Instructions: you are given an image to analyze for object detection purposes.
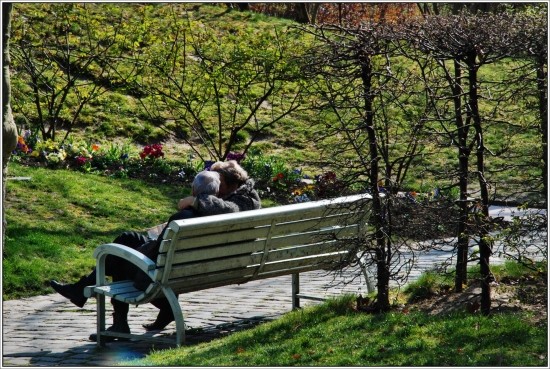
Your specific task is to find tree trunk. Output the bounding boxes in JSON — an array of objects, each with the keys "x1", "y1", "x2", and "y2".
[
  {"x1": 237, "y1": 3, "x2": 249, "y2": 12},
  {"x1": 452, "y1": 60, "x2": 470, "y2": 292},
  {"x1": 2, "y1": 3, "x2": 17, "y2": 245},
  {"x1": 360, "y1": 53, "x2": 389, "y2": 312},
  {"x1": 294, "y1": 3, "x2": 310, "y2": 24},
  {"x1": 536, "y1": 56, "x2": 548, "y2": 205},
  {"x1": 468, "y1": 53, "x2": 492, "y2": 315}
]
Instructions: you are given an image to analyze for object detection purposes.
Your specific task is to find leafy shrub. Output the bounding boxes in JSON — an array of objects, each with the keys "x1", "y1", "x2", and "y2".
[{"x1": 241, "y1": 148, "x2": 305, "y2": 203}]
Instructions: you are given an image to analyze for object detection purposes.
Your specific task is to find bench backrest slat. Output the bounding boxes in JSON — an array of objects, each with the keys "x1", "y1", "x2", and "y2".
[
  {"x1": 157, "y1": 239, "x2": 352, "y2": 279},
  {"x1": 154, "y1": 194, "x2": 371, "y2": 291},
  {"x1": 159, "y1": 209, "x2": 364, "y2": 253},
  {"x1": 156, "y1": 223, "x2": 360, "y2": 266},
  {"x1": 163, "y1": 252, "x2": 347, "y2": 294}
]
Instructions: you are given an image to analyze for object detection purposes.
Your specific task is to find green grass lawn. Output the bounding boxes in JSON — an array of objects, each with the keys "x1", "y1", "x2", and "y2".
[
  {"x1": 3, "y1": 162, "x2": 187, "y2": 299},
  {"x1": 124, "y1": 296, "x2": 547, "y2": 366}
]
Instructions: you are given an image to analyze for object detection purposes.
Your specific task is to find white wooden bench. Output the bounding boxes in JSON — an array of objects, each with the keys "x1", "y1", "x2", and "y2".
[{"x1": 84, "y1": 193, "x2": 372, "y2": 346}]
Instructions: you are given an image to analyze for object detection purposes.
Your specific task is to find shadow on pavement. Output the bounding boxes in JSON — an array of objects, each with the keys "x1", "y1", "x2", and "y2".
[{"x1": 18, "y1": 317, "x2": 276, "y2": 366}]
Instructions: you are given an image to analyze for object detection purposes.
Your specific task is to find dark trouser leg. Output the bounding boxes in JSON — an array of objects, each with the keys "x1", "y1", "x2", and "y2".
[
  {"x1": 105, "y1": 231, "x2": 150, "y2": 276},
  {"x1": 88, "y1": 298, "x2": 131, "y2": 342},
  {"x1": 50, "y1": 269, "x2": 96, "y2": 308},
  {"x1": 51, "y1": 231, "x2": 149, "y2": 308},
  {"x1": 142, "y1": 297, "x2": 176, "y2": 331},
  {"x1": 111, "y1": 298, "x2": 130, "y2": 325},
  {"x1": 88, "y1": 264, "x2": 132, "y2": 342},
  {"x1": 113, "y1": 231, "x2": 150, "y2": 248}
]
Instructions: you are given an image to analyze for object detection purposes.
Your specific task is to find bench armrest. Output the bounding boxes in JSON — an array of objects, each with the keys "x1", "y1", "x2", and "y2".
[{"x1": 92, "y1": 243, "x2": 157, "y2": 287}]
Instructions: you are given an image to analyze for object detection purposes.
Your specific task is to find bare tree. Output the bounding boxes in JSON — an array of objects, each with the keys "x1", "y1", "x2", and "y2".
[
  {"x1": 403, "y1": 11, "x2": 545, "y2": 314},
  {"x1": 136, "y1": 8, "x2": 307, "y2": 161},
  {"x1": 516, "y1": 10, "x2": 548, "y2": 205},
  {"x1": 294, "y1": 3, "x2": 322, "y2": 24},
  {"x1": 491, "y1": 10, "x2": 548, "y2": 270},
  {"x1": 10, "y1": 3, "x2": 143, "y2": 143},
  {"x1": 302, "y1": 22, "x2": 440, "y2": 312}
]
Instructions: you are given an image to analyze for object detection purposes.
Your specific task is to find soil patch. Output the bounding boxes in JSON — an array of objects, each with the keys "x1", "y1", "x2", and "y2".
[{"x1": 407, "y1": 276, "x2": 548, "y2": 325}]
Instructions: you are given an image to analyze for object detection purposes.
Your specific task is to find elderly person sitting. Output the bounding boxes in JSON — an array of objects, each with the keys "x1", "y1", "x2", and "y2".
[
  {"x1": 50, "y1": 161, "x2": 261, "y2": 340},
  {"x1": 178, "y1": 160, "x2": 261, "y2": 214},
  {"x1": 51, "y1": 170, "x2": 221, "y2": 341}
]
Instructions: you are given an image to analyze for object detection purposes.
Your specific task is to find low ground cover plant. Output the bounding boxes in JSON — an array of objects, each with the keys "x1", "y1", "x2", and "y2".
[{"x1": 11, "y1": 131, "x2": 449, "y2": 207}]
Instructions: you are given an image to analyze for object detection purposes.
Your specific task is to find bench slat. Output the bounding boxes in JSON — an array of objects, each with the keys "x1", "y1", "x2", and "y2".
[
  {"x1": 157, "y1": 239, "x2": 260, "y2": 266},
  {"x1": 163, "y1": 194, "x2": 370, "y2": 242},
  {"x1": 162, "y1": 210, "x2": 364, "y2": 252},
  {"x1": 163, "y1": 252, "x2": 346, "y2": 294},
  {"x1": 90, "y1": 281, "x2": 144, "y2": 301},
  {"x1": 162, "y1": 246, "x2": 349, "y2": 281},
  {"x1": 159, "y1": 224, "x2": 360, "y2": 266}
]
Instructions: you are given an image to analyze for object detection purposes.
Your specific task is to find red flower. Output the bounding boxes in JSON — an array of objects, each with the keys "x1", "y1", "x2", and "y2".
[
  {"x1": 75, "y1": 156, "x2": 89, "y2": 166},
  {"x1": 273, "y1": 172, "x2": 284, "y2": 182},
  {"x1": 140, "y1": 144, "x2": 164, "y2": 159}
]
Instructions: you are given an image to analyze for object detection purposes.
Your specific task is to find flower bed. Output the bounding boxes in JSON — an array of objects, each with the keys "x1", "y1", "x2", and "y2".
[{"x1": 10, "y1": 132, "x2": 347, "y2": 204}]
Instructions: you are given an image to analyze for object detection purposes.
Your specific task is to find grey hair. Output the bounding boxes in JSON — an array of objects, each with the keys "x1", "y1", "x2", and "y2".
[{"x1": 192, "y1": 171, "x2": 221, "y2": 196}]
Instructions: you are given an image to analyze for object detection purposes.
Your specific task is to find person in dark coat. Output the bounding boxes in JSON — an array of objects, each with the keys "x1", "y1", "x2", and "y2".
[
  {"x1": 137, "y1": 160, "x2": 262, "y2": 332},
  {"x1": 50, "y1": 161, "x2": 261, "y2": 341},
  {"x1": 178, "y1": 160, "x2": 260, "y2": 214}
]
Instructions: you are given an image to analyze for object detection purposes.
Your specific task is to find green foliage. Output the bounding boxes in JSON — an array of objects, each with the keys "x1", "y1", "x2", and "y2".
[
  {"x1": 136, "y1": 8, "x2": 309, "y2": 161},
  {"x1": 485, "y1": 260, "x2": 547, "y2": 281},
  {"x1": 241, "y1": 148, "x2": 307, "y2": 203},
  {"x1": 8, "y1": 3, "x2": 546, "y2": 205},
  {"x1": 403, "y1": 272, "x2": 454, "y2": 302}
]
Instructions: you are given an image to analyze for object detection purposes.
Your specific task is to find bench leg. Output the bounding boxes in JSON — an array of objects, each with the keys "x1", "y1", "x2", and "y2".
[
  {"x1": 96, "y1": 293, "x2": 106, "y2": 347},
  {"x1": 359, "y1": 257, "x2": 375, "y2": 294},
  {"x1": 161, "y1": 286, "x2": 185, "y2": 346},
  {"x1": 292, "y1": 273, "x2": 300, "y2": 310},
  {"x1": 96, "y1": 253, "x2": 108, "y2": 346}
]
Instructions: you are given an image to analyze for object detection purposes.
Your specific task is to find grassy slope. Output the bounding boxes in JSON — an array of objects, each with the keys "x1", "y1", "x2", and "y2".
[
  {"x1": 11, "y1": 3, "x2": 543, "y2": 204},
  {"x1": 3, "y1": 163, "x2": 186, "y2": 299},
  {"x1": 125, "y1": 295, "x2": 547, "y2": 366}
]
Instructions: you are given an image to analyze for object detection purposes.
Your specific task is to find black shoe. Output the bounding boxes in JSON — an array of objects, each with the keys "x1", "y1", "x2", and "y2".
[
  {"x1": 50, "y1": 280, "x2": 87, "y2": 308},
  {"x1": 142, "y1": 312, "x2": 174, "y2": 331},
  {"x1": 89, "y1": 321, "x2": 131, "y2": 342}
]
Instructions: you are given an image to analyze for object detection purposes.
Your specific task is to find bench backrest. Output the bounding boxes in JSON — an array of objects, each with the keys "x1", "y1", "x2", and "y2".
[{"x1": 149, "y1": 193, "x2": 372, "y2": 294}]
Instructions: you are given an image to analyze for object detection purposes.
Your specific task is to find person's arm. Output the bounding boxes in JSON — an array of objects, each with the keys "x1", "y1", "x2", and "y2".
[
  {"x1": 177, "y1": 196, "x2": 195, "y2": 210},
  {"x1": 193, "y1": 193, "x2": 240, "y2": 215}
]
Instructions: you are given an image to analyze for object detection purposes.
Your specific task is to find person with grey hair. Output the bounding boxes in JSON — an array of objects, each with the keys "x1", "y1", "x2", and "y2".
[
  {"x1": 50, "y1": 170, "x2": 223, "y2": 341},
  {"x1": 178, "y1": 160, "x2": 261, "y2": 215},
  {"x1": 191, "y1": 170, "x2": 220, "y2": 197}
]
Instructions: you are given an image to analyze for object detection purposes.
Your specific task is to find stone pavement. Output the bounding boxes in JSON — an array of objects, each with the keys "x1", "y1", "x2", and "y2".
[{"x1": 2, "y1": 269, "x2": 370, "y2": 367}]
